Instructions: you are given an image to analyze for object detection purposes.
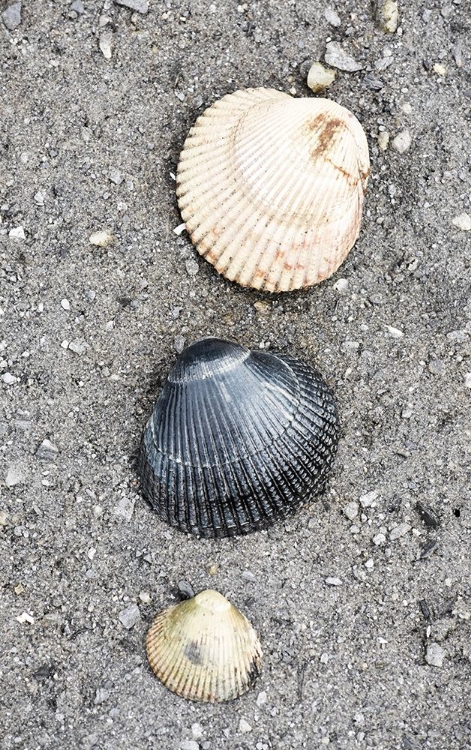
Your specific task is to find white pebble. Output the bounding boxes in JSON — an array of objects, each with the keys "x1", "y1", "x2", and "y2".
[
  {"x1": 118, "y1": 604, "x2": 140, "y2": 629},
  {"x1": 173, "y1": 222, "x2": 187, "y2": 236},
  {"x1": 2, "y1": 373, "x2": 17, "y2": 385},
  {"x1": 34, "y1": 191, "x2": 45, "y2": 206},
  {"x1": 324, "y1": 7, "x2": 341, "y2": 26},
  {"x1": 191, "y1": 723, "x2": 203, "y2": 741},
  {"x1": 89, "y1": 230, "x2": 114, "y2": 247},
  {"x1": 344, "y1": 501, "x2": 359, "y2": 520},
  {"x1": 61, "y1": 299, "x2": 70, "y2": 311},
  {"x1": 256, "y1": 690, "x2": 267, "y2": 707},
  {"x1": 433, "y1": 63, "x2": 447, "y2": 76},
  {"x1": 373, "y1": 533, "x2": 386, "y2": 546},
  {"x1": 465, "y1": 373, "x2": 471, "y2": 389},
  {"x1": 324, "y1": 41, "x2": 362, "y2": 72},
  {"x1": 139, "y1": 591, "x2": 151, "y2": 604},
  {"x1": 452, "y1": 213, "x2": 471, "y2": 231},
  {"x1": 376, "y1": 0, "x2": 398, "y2": 33},
  {"x1": 61, "y1": 340, "x2": 69, "y2": 349},
  {"x1": 425, "y1": 642, "x2": 445, "y2": 667},
  {"x1": 365, "y1": 558, "x2": 374, "y2": 569},
  {"x1": 9, "y1": 226, "x2": 25, "y2": 240},
  {"x1": 16, "y1": 612, "x2": 35, "y2": 624},
  {"x1": 391, "y1": 130, "x2": 412, "y2": 154},
  {"x1": 359, "y1": 491, "x2": 378, "y2": 508},
  {"x1": 333, "y1": 278, "x2": 349, "y2": 294},
  {"x1": 88, "y1": 548, "x2": 96, "y2": 560},
  {"x1": 386, "y1": 325, "x2": 404, "y2": 338},
  {"x1": 389, "y1": 523, "x2": 411, "y2": 541},
  {"x1": 378, "y1": 131, "x2": 390, "y2": 151},
  {"x1": 179, "y1": 742, "x2": 199, "y2": 750},
  {"x1": 239, "y1": 719, "x2": 252, "y2": 734},
  {"x1": 6, "y1": 467, "x2": 24, "y2": 488},
  {"x1": 99, "y1": 32, "x2": 113, "y2": 60},
  {"x1": 325, "y1": 577, "x2": 342, "y2": 586},
  {"x1": 307, "y1": 62, "x2": 336, "y2": 93}
]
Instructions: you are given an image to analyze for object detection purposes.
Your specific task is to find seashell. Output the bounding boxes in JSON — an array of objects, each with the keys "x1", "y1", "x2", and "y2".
[
  {"x1": 176, "y1": 88, "x2": 370, "y2": 293},
  {"x1": 137, "y1": 338, "x2": 339, "y2": 538},
  {"x1": 146, "y1": 589, "x2": 262, "y2": 702}
]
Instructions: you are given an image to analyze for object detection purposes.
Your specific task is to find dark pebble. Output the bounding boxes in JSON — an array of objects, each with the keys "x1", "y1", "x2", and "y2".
[
  {"x1": 177, "y1": 580, "x2": 195, "y2": 599},
  {"x1": 415, "y1": 502, "x2": 440, "y2": 529}
]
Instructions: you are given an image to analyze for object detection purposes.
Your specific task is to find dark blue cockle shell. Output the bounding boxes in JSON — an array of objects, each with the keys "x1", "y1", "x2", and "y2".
[{"x1": 137, "y1": 338, "x2": 339, "y2": 538}]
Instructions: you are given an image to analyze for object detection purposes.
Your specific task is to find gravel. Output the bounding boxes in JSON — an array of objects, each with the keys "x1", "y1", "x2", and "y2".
[
  {"x1": 392, "y1": 130, "x2": 412, "y2": 154},
  {"x1": 1, "y1": 2, "x2": 470, "y2": 749},
  {"x1": 1, "y1": 1, "x2": 21, "y2": 30},
  {"x1": 118, "y1": 604, "x2": 141, "y2": 630},
  {"x1": 425, "y1": 643, "x2": 446, "y2": 668},
  {"x1": 324, "y1": 41, "x2": 363, "y2": 72}
]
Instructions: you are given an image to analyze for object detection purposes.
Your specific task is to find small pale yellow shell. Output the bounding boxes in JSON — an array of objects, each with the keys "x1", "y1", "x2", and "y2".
[
  {"x1": 177, "y1": 87, "x2": 370, "y2": 293},
  {"x1": 146, "y1": 589, "x2": 262, "y2": 702}
]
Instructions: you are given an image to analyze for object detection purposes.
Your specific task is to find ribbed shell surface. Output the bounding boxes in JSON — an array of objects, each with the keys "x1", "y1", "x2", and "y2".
[
  {"x1": 138, "y1": 339, "x2": 339, "y2": 538},
  {"x1": 176, "y1": 88, "x2": 370, "y2": 292},
  {"x1": 146, "y1": 589, "x2": 262, "y2": 702}
]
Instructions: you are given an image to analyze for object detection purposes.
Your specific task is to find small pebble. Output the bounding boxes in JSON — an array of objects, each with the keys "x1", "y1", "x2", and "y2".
[
  {"x1": 70, "y1": 0, "x2": 85, "y2": 13},
  {"x1": 174, "y1": 335, "x2": 185, "y2": 354},
  {"x1": 185, "y1": 259, "x2": 199, "y2": 276},
  {"x1": 344, "y1": 501, "x2": 359, "y2": 520},
  {"x1": 425, "y1": 642, "x2": 445, "y2": 667},
  {"x1": 114, "y1": 0, "x2": 148, "y2": 12},
  {"x1": 386, "y1": 325, "x2": 404, "y2": 338},
  {"x1": 2, "y1": 1, "x2": 22, "y2": 30},
  {"x1": 242, "y1": 570, "x2": 256, "y2": 582},
  {"x1": 68, "y1": 339, "x2": 87, "y2": 355},
  {"x1": 373, "y1": 533, "x2": 386, "y2": 546},
  {"x1": 0, "y1": 512, "x2": 8, "y2": 526},
  {"x1": 16, "y1": 612, "x2": 34, "y2": 624},
  {"x1": 34, "y1": 191, "x2": 45, "y2": 206},
  {"x1": 239, "y1": 719, "x2": 252, "y2": 734},
  {"x1": 2, "y1": 373, "x2": 18, "y2": 385},
  {"x1": 9, "y1": 226, "x2": 25, "y2": 239},
  {"x1": 254, "y1": 300, "x2": 269, "y2": 313},
  {"x1": 36, "y1": 439, "x2": 59, "y2": 461},
  {"x1": 389, "y1": 523, "x2": 411, "y2": 541},
  {"x1": 325, "y1": 577, "x2": 342, "y2": 586},
  {"x1": 465, "y1": 373, "x2": 471, "y2": 389},
  {"x1": 333, "y1": 278, "x2": 348, "y2": 294},
  {"x1": 179, "y1": 742, "x2": 199, "y2": 750},
  {"x1": 452, "y1": 214, "x2": 471, "y2": 231},
  {"x1": 178, "y1": 580, "x2": 195, "y2": 599},
  {"x1": 118, "y1": 604, "x2": 140, "y2": 629},
  {"x1": 5, "y1": 467, "x2": 24, "y2": 488},
  {"x1": 173, "y1": 222, "x2": 187, "y2": 236},
  {"x1": 113, "y1": 495, "x2": 136, "y2": 521},
  {"x1": 99, "y1": 32, "x2": 113, "y2": 60},
  {"x1": 391, "y1": 130, "x2": 412, "y2": 154},
  {"x1": 378, "y1": 131, "x2": 390, "y2": 151},
  {"x1": 307, "y1": 62, "x2": 336, "y2": 93},
  {"x1": 365, "y1": 558, "x2": 374, "y2": 569},
  {"x1": 191, "y1": 723, "x2": 204, "y2": 741},
  {"x1": 109, "y1": 169, "x2": 122, "y2": 185},
  {"x1": 324, "y1": 41, "x2": 362, "y2": 72},
  {"x1": 139, "y1": 591, "x2": 151, "y2": 604},
  {"x1": 359, "y1": 491, "x2": 378, "y2": 508},
  {"x1": 206, "y1": 562, "x2": 219, "y2": 576},
  {"x1": 14, "y1": 583, "x2": 24, "y2": 595},
  {"x1": 89, "y1": 230, "x2": 114, "y2": 247},
  {"x1": 257, "y1": 690, "x2": 267, "y2": 707},
  {"x1": 376, "y1": 0, "x2": 398, "y2": 33},
  {"x1": 433, "y1": 63, "x2": 447, "y2": 76},
  {"x1": 61, "y1": 299, "x2": 70, "y2": 311},
  {"x1": 94, "y1": 688, "x2": 109, "y2": 705},
  {"x1": 324, "y1": 7, "x2": 341, "y2": 26}
]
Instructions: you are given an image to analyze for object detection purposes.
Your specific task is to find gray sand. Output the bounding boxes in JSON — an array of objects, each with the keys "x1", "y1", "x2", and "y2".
[{"x1": 1, "y1": 1, "x2": 470, "y2": 748}]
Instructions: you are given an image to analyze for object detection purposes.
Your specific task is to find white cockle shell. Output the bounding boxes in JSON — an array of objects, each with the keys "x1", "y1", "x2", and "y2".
[{"x1": 176, "y1": 88, "x2": 370, "y2": 293}]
